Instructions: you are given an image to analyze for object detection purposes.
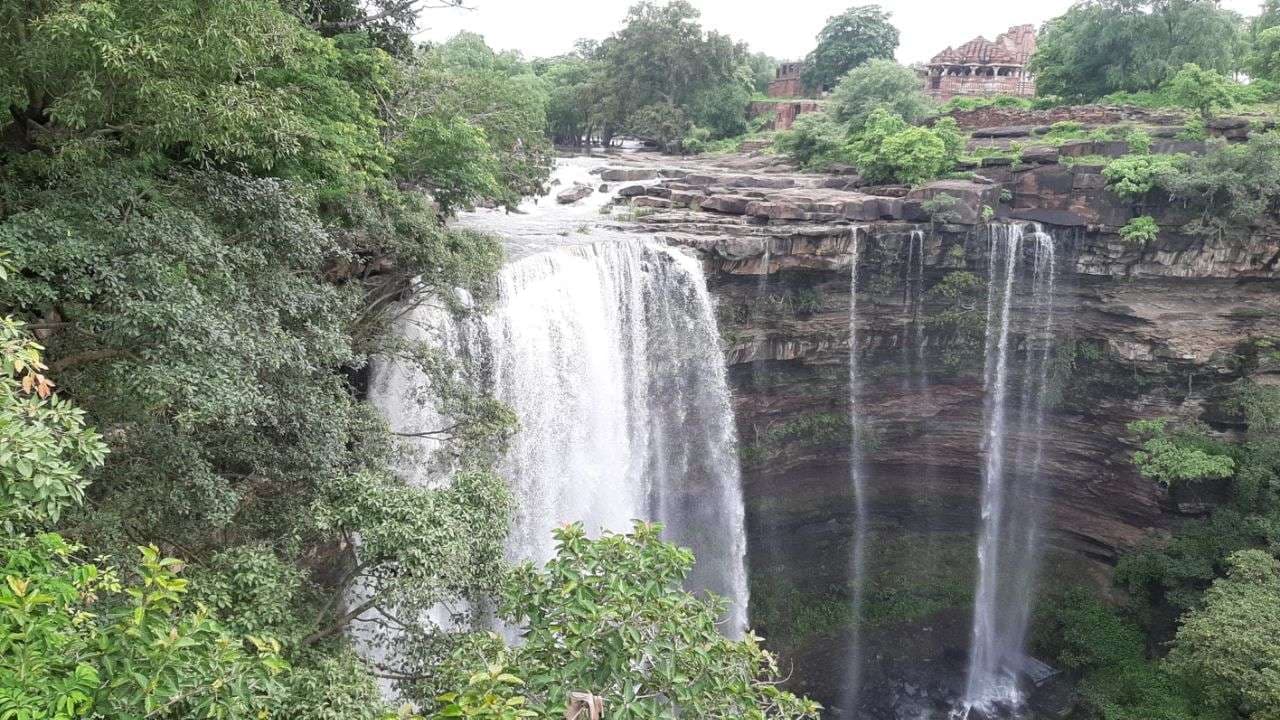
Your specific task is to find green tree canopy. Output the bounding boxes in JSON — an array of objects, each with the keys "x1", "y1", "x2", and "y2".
[
  {"x1": 1169, "y1": 550, "x2": 1280, "y2": 720},
  {"x1": 456, "y1": 523, "x2": 822, "y2": 720},
  {"x1": 801, "y1": 5, "x2": 900, "y2": 93},
  {"x1": 1030, "y1": 0, "x2": 1243, "y2": 102},
  {"x1": 828, "y1": 58, "x2": 935, "y2": 132}
]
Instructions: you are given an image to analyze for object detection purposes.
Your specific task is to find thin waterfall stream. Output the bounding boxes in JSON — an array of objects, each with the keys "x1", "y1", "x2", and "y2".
[
  {"x1": 963, "y1": 223, "x2": 1059, "y2": 713},
  {"x1": 842, "y1": 226, "x2": 870, "y2": 716}
]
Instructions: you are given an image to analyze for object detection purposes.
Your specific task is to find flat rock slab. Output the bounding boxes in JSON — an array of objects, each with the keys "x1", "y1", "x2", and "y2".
[{"x1": 601, "y1": 168, "x2": 658, "y2": 181}]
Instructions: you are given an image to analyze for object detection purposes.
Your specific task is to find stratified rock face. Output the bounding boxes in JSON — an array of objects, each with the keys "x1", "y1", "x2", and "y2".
[{"x1": 592, "y1": 144, "x2": 1278, "y2": 717}]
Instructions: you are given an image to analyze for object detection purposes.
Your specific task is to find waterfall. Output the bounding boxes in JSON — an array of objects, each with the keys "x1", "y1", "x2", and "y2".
[
  {"x1": 963, "y1": 223, "x2": 1058, "y2": 711},
  {"x1": 479, "y1": 239, "x2": 748, "y2": 632},
  {"x1": 842, "y1": 227, "x2": 870, "y2": 715}
]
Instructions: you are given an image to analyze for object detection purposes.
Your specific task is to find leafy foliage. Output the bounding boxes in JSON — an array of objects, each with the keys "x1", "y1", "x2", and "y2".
[
  {"x1": 1119, "y1": 216, "x2": 1162, "y2": 246},
  {"x1": 827, "y1": 59, "x2": 936, "y2": 133},
  {"x1": 1029, "y1": 0, "x2": 1243, "y2": 102},
  {"x1": 1162, "y1": 63, "x2": 1235, "y2": 120},
  {"x1": 1032, "y1": 588, "x2": 1204, "y2": 720},
  {"x1": 1128, "y1": 419, "x2": 1236, "y2": 486},
  {"x1": 1157, "y1": 132, "x2": 1280, "y2": 235},
  {"x1": 475, "y1": 523, "x2": 822, "y2": 720},
  {"x1": 801, "y1": 5, "x2": 900, "y2": 93},
  {"x1": 1168, "y1": 550, "x2": 1280, "y2": 720},
  {"x1": 774, "y1": 113, "x2": 848, "y2": 170},
  {"x1": 1, "y1": 319, "x2": 107, "y2": 528},
  {"x1": 1, "y1": 533, "x2": 287, "y2": 719},
  {"x1": 846, "y1": 109, "x2": 960, "y2": 185},
  {"x1": 1103, "y1": 154, "x2": 1182, "y2": 198}
]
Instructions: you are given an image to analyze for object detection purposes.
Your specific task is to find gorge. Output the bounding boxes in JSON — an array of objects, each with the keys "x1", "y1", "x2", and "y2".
[{"x1": 380, "y1": 124, "x2": 1280, "y2": 719}]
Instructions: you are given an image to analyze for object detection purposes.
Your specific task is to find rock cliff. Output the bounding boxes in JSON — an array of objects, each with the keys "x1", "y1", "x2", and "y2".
[{"x1": 592, "y1": 142, "x2": 1280, "y2": 717}]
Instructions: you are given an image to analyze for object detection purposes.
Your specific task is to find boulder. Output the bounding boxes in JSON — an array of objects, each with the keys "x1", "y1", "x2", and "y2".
[
  {"x1": 698, "y1": 195, "x2": 754, "y2": 214},
  {"x1": 646, "y1": 186, "x2": 673, "y2": 199},
  {"x1": 556, "y1": 183, "x2": 593, "y2": 204},
  {"x1": 617, "y1": 184, "x2": 648, "y2": 197},
  {"x1": 905, "y1": 180, "x2": 1000, "y2": 225},
  {"x1": 842, "y1": 195, "x2": 903, "y2": 222},
  {"x1": 597, "y1": 184, "x2": 608, "y2": 192},
  {"x1": 669, "y1": 190, "x2": 706, "y2": 207},
  {"x1": 1058, "y1": 139, "x2": 1129, "y2": 158},
  {"x1": 600, "y1": 167, "x2": 658, "y2": 181},
  {"x1": 1021, "y1": 146, "x2": 1060, "y2": 164},
  {"x1": 631, "y1": 196, "x2": 671, "y2": 209},
  {"x1": 745, "y1": 201, "x2": 809, "y2": 220}
]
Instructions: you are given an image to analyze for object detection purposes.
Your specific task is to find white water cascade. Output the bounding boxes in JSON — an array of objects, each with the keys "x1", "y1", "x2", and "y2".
[
  {"x1": 374, "y1": 233, "x2": 750, "y2": 636},
  {"x1": 842, "y1": 227, "x2": 870, "y2": 715},
  {"x1": 490, "y1": 240, "x2": 750, "y2": 633},
  {"x1": 963, "y1": 223, "x2": 1059, "y2": 712}
]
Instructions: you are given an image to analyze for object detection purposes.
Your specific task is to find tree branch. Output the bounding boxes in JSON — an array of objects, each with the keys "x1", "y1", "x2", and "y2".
[
  {"x1": 314, "y1": 0, "x2": 472, "y2": 32},
  {"x1": 49, "y1": 348, "x2": 135, "y2": 372}
]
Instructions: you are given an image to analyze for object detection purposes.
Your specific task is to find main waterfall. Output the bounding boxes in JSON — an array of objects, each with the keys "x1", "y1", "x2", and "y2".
[
  {"x1": 490, "y1": 240, "x2": 749, "y2": 632},
  {"x1": 963, "y1": 223, "x2": 1058, "y2": 711},
  {"x1": 371, "y1": 231, "x2": 750, "y2": 636}
]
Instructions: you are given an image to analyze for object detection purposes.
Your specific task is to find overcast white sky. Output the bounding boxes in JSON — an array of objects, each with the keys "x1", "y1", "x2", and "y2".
[{"x1": 416, "y1": 0, "x2": 1263, "y2": 64}]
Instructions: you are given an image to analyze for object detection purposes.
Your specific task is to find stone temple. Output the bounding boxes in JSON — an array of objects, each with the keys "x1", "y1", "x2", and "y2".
[{"x1": 923, "y1": 24, "x2": 1037, "y2": 102}]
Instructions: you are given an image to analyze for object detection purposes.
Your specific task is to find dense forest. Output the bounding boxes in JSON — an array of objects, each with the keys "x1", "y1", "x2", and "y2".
[{"x1": 3, "y1": 1, "x2": 1280, "y2": 720}]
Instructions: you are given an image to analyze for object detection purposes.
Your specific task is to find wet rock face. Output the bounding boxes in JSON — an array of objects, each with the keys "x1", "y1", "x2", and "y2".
[{"x1": 593, "y1": 147, "x2": 1280, "y2": 717}]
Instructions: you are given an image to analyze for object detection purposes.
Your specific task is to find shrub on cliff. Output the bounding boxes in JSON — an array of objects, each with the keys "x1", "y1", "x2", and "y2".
[
  {"x1": 775, "y1": 112, "x2": 848, "y2": 169},
  {"x1": 846, "y1": 109, "x2": 961, "y2": 185},
  {"x1": 1119, "y1": 216, "x2": 1161, "y2": 246},
  {"x1": 1128, "y1": 418, "x2": 1236, "y2": 487},
  {"x1": 1157, "y1": 132, "x2": 1280, "y2": 235},
  {"x1": 1103, "y1": 154, "x2": 1182, "y2": 198}
]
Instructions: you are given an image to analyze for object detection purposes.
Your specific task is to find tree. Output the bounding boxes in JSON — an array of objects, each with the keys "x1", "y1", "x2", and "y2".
[
  {"x1": 1, "y1": 0, "x2": 537, "y2": 708},
  {"x1": 775, "y1": 112, "x2": 849, "y2": 169},
  {"x1": 1030, "y1": 0, "x2": 1243, "y2": 102},
  {"x1": 1157, "y1": 131, "x2": 1280, "y2": 235},
  {"x1": 594, "y1": 1, "x2": 754, "y2": 143},
  {"x1": 457, "y1": 523, "x2": 821, "y2": 720},
  {"x1": 1248, "y1": 25, "x2": 1280, "y2": 81},
  {"x1": 1163, "y1": 63, "x2": 1235, "y2": 120},
  {"x1": 801, "y1": 5, "x2": 899, "y2": 93},
  {"x1": 392, "y1": 34, "x2": 554, "y2": 210},
  {"x1": 846, "y1": 109, "x2": 959, "y2": 185},
  {"x1": 1168, "y1": 550, "x2": 1280, "y2": 720},
  {"x1": 1, "y1": 534, "x2": 289, "y2": 720},
  {"x1": 828, "y1": 59, "x2": 935, "y2": 132},
  {"x1": 747, "y1": 51, "x2": 780, "y2": 94}
]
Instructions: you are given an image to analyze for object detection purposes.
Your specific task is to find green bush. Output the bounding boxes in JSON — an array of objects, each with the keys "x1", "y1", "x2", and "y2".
[
  {"x1": 1128, "y1": 419, "x2": 1236, "y2": 487},
  {"x1": 1103, "y1": 154, "x2": 1181, "y2": 198},
  {"x1": 847, "y1": 108, "x2": 960, "y2": 185},
  {"x1": 478, "y1": 523, "x2": 822, "y2": 720},
  {"x1": 774, "y1": 112, "x2": 848, "y2": 169},
  {"x1": 1119, "y1": 216, "x2": 1161, "y2": 247},
  {"x1": 829, "y1": 59, "x2": 936, "y2": 132},
  {"x1": 1033, "y1": 588, "x2": 1203, "y2": 720}
]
